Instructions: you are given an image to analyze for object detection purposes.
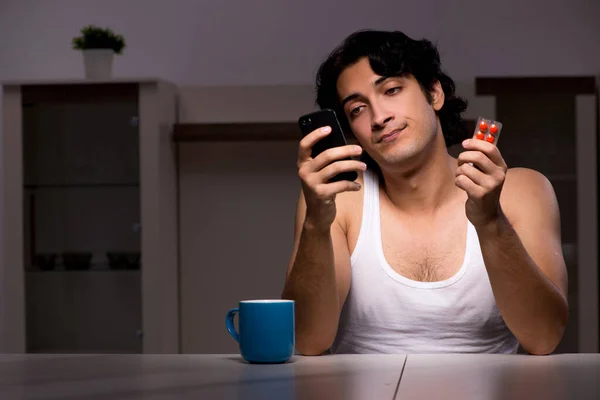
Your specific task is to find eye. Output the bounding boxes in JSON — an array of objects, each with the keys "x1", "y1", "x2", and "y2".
[
  {"x1": 385, "y1": 86, "x2": 402, "y2": 95},
  {"x1": 349, "y1": 105, "x2": 364, "y2": 117}
]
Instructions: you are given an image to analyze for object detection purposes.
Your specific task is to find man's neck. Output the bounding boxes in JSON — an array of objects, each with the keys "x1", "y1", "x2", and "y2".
[{"x1": 379, "y1": 136, "x2": 461, "y2": 217}]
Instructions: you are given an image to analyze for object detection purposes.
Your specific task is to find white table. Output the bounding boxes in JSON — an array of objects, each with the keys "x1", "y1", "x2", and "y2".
[
  {"x1": 1, "y1": 353, "x2": 599, "y2": 399},
  {"x1": 396, "y1": 353, "x2": 600, "y2": 399},
  {"x1": 0, "y1": 353, "x2": 406, "y2": 399}
]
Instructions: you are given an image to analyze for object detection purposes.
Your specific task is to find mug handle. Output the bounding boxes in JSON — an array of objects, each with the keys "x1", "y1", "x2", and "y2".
[{"x1": 226, "y1": 308, "x2": 240, "y2": 342}]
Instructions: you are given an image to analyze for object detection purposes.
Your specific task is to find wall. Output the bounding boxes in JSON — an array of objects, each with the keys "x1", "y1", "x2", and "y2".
[
  {"x1": 0, "y1": 0, "x2": 599, "y2": 86},
  {"x1": 1, "y1": 0, "x2": 597, "y2": 354},
  {"x1": 179, "y1": 141, "x2": 300, "y2": 353}
]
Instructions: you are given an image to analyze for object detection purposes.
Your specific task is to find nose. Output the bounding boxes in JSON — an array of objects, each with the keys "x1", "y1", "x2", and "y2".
[{"x1": 371, "y1": 103, "x2": 393, "y2": 130}]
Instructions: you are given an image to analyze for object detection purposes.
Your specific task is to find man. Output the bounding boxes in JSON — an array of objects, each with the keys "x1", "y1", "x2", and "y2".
[{"x1": 281, "y1": 30, "x2": 568, "y2": 356}]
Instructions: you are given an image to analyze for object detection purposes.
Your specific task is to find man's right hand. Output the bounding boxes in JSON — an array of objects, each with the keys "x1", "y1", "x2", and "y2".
[{"x1": 297, "y1": 125, "x2": 366, "y2": 231}]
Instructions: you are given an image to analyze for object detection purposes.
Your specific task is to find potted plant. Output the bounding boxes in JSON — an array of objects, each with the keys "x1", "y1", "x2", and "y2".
[{"x1": 72, "y1": 25, "x2": 125, "y2": 79}]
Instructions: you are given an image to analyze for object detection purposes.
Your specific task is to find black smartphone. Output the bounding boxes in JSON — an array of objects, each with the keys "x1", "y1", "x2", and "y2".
[{"x1": 297, "y1": 109, "x2": 358, "y2": 182}]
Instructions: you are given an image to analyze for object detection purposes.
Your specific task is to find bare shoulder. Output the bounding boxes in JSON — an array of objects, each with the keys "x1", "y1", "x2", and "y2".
[
  {"x1": 500, "y1": 167, "x2": 559, "y2": 226},
  {"x1": 503, "y1": 167, "x2": 555, "y2": 196}
]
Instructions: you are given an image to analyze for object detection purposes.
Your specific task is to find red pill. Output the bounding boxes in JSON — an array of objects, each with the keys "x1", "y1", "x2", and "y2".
[
  {"x1": 485, "y1": 135, "x2": 495, "y2": 143},
  {"x1": 479, "y1": 121, "x2": 488, "y2": 132},
  {"x1": 475, "y1": 131, "x2": 485, "y2": 140},
  {"x1": 489, "y1": 124, "x2": 498, "y2": 135}
]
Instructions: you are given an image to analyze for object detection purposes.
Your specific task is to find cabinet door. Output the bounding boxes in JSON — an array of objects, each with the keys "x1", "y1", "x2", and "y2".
[{"x1": 23, "y1": 92, "x2": 143, "y2": 354}]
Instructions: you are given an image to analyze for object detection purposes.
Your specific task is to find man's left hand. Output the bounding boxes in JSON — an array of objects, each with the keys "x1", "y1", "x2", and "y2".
[{"x1": 455, "y1": 138, "x2": 508, "y2": 229}]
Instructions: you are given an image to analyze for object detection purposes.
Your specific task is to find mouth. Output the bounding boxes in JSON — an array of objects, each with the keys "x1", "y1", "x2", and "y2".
[{"x1": 378, "y1": 126, "x2": 406, "y2": 143}]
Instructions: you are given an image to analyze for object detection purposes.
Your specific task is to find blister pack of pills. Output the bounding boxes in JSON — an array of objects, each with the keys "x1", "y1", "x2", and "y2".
[{"x1": 473, "y1": 117, "x2": 502, "y2": 145}]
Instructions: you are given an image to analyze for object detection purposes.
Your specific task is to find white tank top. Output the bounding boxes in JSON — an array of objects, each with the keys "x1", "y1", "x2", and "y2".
[{"x1": 330, "y1": 169, "x2": 520, "y2": 354}]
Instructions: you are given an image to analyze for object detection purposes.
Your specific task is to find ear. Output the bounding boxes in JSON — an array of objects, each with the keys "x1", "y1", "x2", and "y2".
[{"x1": 430, "y1": 80, "x2": 445, "y2": 111}]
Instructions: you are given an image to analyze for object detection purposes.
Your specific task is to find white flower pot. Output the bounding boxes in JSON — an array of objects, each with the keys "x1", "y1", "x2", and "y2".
[{"x1": 82, "y1": 49, "x2": 114, "y2": 80}]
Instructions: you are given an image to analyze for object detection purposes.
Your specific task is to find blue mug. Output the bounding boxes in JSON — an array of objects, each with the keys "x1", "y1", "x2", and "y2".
[{"x1": 226, "y1": 299, "x2": 295, "y2": 363}]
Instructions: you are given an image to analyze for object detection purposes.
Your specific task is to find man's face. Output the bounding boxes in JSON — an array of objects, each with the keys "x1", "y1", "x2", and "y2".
[{"x1": 336, "y1": 57, "x2": 445, "y2": 170}]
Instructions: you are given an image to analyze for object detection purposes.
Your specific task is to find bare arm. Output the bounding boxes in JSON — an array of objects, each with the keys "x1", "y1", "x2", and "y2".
[
  {"x1": 456, "y1": 137, "x2": 568, "y2": 355},
  {"x1": 478, "y1": 168, "x2": 568, "y2": 355},
  {"x1": 281, "y1": 124, "x2": 365, "y2": 355},
  {"x1": 281, "y1": 191, "x2": 351, "y2": 355}
]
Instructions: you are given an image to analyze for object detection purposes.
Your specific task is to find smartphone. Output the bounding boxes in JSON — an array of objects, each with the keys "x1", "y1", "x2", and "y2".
[{"x1": 298, "y1": 109, "x2": 358, "y2": 182}]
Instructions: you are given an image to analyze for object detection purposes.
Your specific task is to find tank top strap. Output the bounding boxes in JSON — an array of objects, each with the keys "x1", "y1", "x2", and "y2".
[{"x1": 350, "y1": 169, "x2": 380, "y2": 264}]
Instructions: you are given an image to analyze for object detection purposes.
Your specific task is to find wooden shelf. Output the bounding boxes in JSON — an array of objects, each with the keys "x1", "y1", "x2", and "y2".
[
  {"x1": 24, "y1": 183, "x2": 139, "y2": 189},
  {"x1": 174, "y1": 120, "x2": 478, "y2": 143},
  {"x1": 476, "y1": 76, "x2": 597, "y2": 96},
  {"x1": 20, "y1": 83, "x2": 139, "y2": 104},
  {"x1": 173, "y1": 122, "x2": 301, "y2": 142}
]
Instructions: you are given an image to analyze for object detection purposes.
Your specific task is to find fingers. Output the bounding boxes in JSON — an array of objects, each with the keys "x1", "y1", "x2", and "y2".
[
  {"x1": 457, "y1": 150, "x2": 497, "y2": 174},
  {"x1": 298, "y1": 126, "x2": 332, "y2": 165},
  {"x1": 313, "y1": 179, "x2": 362, "y2": 202},
  {"x1": 299, "y1": 158, "x2": 364, "y2": 207},
  {"x1": 297, "y1": 125, "x2": 366, "y2": 210},
  {"x1": 297, "y1": 126, "x2": 363, "y2": 172},
  {"x1": 319, "y1": 160, "x2": 367, "y2": 182},
  {"x1": 461, "y1": 139, "x2": 507, "y2": 170},
  {"x1": 299, "y1": 158, "x2": 365, "y2": 191},
  {"x1": 458, "y1": 150, "x2": 507, "y2": 185},
  {"x1": 311, "y1": 145, "x2": 363, "y2": 172},
  {"x1": 456, "y1": 161, "x2": 486, "y2": 186},
  {"x1": 455, "y1": 174, "x2": 485, "y2": 199}
]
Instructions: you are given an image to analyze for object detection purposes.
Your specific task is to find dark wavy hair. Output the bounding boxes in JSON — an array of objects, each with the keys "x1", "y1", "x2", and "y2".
[{"x1": 315, "y1": 30, "x2": 469, "y2": 171}]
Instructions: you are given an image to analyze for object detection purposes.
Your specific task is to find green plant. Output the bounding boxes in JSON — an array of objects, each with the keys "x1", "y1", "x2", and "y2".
[{"x1": 72, "y1": 25, "x2": 126, "y2": 54}]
